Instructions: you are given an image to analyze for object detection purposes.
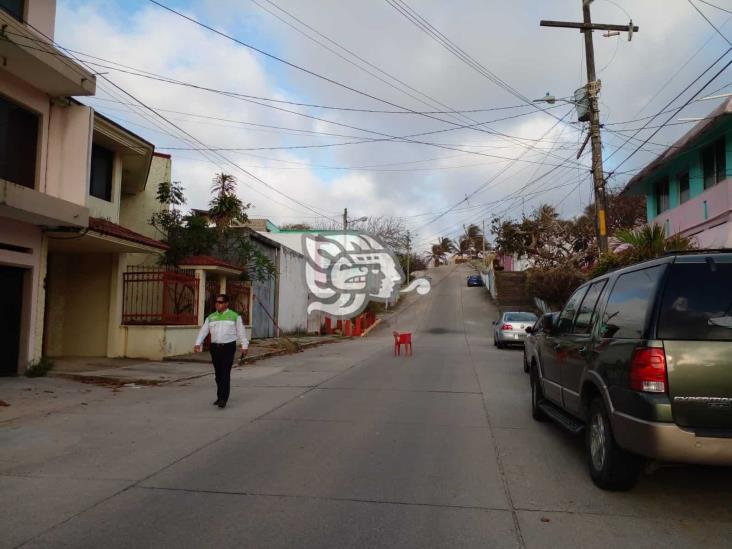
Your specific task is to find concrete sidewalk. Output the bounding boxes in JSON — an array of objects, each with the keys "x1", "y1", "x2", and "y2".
[{"x1": 44, "y1": 335, "x2": 348, "y2": 387}]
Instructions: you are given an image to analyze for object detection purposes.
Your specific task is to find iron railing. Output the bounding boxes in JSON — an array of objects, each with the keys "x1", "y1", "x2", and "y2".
[{"x1": 122, "y1": 267, "x2": 199, "y2": 325}]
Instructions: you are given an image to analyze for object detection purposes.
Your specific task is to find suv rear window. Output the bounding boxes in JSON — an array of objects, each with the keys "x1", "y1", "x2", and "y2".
[
  {"x1": 601, "y1": 265, "x2": 664, "y2": 339},
  {"x1": 657, "y1": 261, "x2": 732, "y2": 341}
]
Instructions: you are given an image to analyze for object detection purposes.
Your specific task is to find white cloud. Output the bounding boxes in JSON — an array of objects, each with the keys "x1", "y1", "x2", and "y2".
[{"x1": 55, "y1": 0, "x2": 727, "y2": 249}]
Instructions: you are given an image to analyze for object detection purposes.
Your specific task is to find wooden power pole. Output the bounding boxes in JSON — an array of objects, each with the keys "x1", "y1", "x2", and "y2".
[
  {"x1": 540, "y1": 2, "x2": 639, "y2": 253},
  {"x1": 406, "y1": 230, "x2": 411, "y2": 285}
]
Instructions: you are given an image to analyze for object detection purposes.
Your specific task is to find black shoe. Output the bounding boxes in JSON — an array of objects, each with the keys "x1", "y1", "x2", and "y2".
[
  {"x1": 217, "y1": 400, "x2": 227, "y2": 409},
  {"x1": 213, "y1": 399, "x2": 221, "y2": 406}
]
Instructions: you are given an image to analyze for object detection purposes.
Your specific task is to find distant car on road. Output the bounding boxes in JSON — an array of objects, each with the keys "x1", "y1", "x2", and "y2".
[
  {"x1": 467, "y1": 274, "x2": 483, "y2": 287},
  {"x1": 523, "y1": 312, "x2": 559, "y2": 373},
  {"x1": 529, "y1": 251, "x2": 732, "y2": 490},
  {"x1": 493, "y1": 311, "x2": 537, "y2": 348}
]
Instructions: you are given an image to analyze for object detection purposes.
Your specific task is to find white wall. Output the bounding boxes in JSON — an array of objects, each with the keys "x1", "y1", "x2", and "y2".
[
  {"x1": 122, "y1": 325, "x2": 200, "y2": 360},
  {"x1": 45, "y1": 103, "x2": 93, "y2": 206},
  {"x1": 26, "y1": 0, "x2": 57, "y2": 40},
  {"x1": 277, "y1": 247, "x2": 308, "y2": 334},
  {"x1": 119, "y1": 154, "x2": 171, "y2": 239}
]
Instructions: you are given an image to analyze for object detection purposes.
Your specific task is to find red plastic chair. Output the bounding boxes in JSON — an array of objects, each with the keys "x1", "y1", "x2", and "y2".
[{"x1": 393, "y1": 331, "x2": 412, "y2": 356}]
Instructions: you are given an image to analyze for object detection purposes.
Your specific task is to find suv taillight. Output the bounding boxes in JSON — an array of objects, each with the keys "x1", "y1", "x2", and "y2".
[
  {"x1": 501, "y1": 324, "x2": 513, "y2": 331},
  {"x1": 629, "y1": 348, "x2": 667, "y2": 393}
]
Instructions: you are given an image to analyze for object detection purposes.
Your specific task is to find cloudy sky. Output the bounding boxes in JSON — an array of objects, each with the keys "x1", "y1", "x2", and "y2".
[{"x1": 56, "y1": 0, "x2": 732, "y2": 251}]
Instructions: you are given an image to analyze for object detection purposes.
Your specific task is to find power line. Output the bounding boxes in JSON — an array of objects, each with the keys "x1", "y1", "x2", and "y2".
[
  {"x1": 697, "y1": 0, "x2": 732, "y2": 15},
  {"x1": 147, "y1": 0, "x2": 580, "y2": 166},
  {"x1": 604, "y1": 47, "x2": 732, "y2": 168},
  {"x1": 383, "y1": 0, "x2": 566, "y2": 126},
  {"x1": 609, "y1": 55, "x2": 732, "y2": 178},
  {"x1": 6, "y1": 30, "x2": 587, "y2": 174},
  {"x1": 688, "y1": 0, "x2": 732, "y2": 47},
  {"x1": 18, "y1": 22, "x2": 342, "y2": 223},
  {"x1": 250, "y1": 0, "x2": 579, "y2": 169},
  {"x1": 5, "y1": 27, "x2": 542, "y2": 117},
  {"x1": 414, "y1": 111, "x2": 579, "y2": 232}
]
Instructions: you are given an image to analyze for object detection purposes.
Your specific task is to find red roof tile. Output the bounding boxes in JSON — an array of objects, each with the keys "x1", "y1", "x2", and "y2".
[
  {"x1": 178, "y1": 255, "x2": 242, "y2": 271},
  {"x1": 88, "y1": 217, "x2": 168, "y2": 250}
]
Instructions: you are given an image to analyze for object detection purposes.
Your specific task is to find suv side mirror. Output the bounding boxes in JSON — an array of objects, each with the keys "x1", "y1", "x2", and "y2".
[{"x1": 525, "y1": 326, "x2": 533, "y2": 334}]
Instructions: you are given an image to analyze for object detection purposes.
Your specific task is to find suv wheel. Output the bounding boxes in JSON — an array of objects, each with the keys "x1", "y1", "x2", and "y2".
[
  {"x1": 522, "y1": 349, "x2": 530, "y2": 373},
  {"x1": 530, "y1": 366, "x2": 547, "y2": 421},
  {"x1": 586, "y1": 397, "x2": 642, "y2": 491}
]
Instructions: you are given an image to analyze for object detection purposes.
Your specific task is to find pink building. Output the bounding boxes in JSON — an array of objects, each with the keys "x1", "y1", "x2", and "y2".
[
  {"x1": 1, "y1": 1, "x2": 199, "y2": 373},
  {"x1": 622, "y1": 98, "x2": 732, "y2": 249}
]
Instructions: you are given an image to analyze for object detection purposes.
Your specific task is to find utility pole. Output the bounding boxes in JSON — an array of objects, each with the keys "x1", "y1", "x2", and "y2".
[
  {"x1": 540, "y1": 2, "x2": 638, "y2": 253},
  {"x1": 482, "y1": 219, "x2": 486, "y2": 267},
  {"x1": 343, "y1": 207, "x2": 348, "y2": 232},
  {"x1": 406, "y1": 230, "x2": 411, "y2": 285}
]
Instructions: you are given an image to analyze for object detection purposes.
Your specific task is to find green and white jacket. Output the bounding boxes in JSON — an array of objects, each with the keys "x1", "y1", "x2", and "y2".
[{"x1": 195, "y1": 309, "x2": 248, "y2": 349}]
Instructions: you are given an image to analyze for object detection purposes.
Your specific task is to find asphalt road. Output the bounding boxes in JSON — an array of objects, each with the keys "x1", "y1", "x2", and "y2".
[{"x1": 2, "y1": 264, "x2": 732, "y2": 548}]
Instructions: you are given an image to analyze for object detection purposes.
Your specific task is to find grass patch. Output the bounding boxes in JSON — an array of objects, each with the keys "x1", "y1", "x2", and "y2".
[{"x1": 25, "y1": 357, "x2": 54, "y2": 378}]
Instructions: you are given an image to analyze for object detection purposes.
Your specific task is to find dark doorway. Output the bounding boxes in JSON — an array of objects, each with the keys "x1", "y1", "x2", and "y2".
[{"x1": 0, "y1": 266, "x2": 24, "y2": 375}]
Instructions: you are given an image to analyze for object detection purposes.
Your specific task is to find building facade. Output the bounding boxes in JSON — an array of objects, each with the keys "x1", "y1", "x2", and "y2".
[
  {"x1": 623, "y1": 98, "x2": 732, "y2": 249},
  {"x1": 1, "y1": 0, "x2": 97, "y2": 373},
  {"x1": 1, "y1": 1, "x2": 210, "y2": 370}
]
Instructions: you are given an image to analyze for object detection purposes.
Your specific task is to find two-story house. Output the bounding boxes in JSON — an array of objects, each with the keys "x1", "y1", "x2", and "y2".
[
  {"x1": 1, "y1": 0, "x2": 206, "y2": 372},
  {"x1": 1, "y1": 0, "x2": 97, "y2": 374},
  {"x1": 622, "y1": 97, "x2": 732, "y2": 249}
]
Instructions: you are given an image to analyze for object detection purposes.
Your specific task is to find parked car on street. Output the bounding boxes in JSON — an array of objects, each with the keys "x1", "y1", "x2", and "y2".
[
  {"x1": 493, "y1": 311, "x2": 537, "y2": 348},
  {"x1": 529, "y1": 251, "x2": 732, "y2": 490},
  {"x1": 523, "y1": 312, "x2": 559, "y2": 373},
  {"x1": 467, "y1": 274, "x2": 484, "y2": 287}
]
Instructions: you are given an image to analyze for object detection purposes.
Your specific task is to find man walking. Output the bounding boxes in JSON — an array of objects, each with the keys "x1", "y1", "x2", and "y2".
[{"x1": 194, "y1": 294, "x2": 248, "y2": 408}]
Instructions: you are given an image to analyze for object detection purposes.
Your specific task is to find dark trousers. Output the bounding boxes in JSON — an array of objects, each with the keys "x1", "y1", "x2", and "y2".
[{"x1": 210, "y1": 342, "x2": 236, "y2": 402}]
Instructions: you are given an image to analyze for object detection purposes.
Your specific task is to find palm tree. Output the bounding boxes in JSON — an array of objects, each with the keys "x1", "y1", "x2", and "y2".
[
  {"x1": 437, "y1": 236, "x2": 456, "y2": 255},
  {"x1": 426, "y1": 237, "x2": 456, "y2": 266},
  {"x1": 459, "y1": 223, "x2": 484, "y2": 258},
  {"x1": 427, "y1": 243, "x2": 448, "y2": 266},
  {"x1": 614, "y1": 223, "x2": 694, "y2": 261},
  {"x1": 208, "y1": 173, "x2": 248, "y2": 232}
]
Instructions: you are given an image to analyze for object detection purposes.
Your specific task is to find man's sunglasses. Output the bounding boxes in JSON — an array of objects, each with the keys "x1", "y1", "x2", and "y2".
[{"x1": 215, "y1": 301, "x2": 226, "y2": 304}]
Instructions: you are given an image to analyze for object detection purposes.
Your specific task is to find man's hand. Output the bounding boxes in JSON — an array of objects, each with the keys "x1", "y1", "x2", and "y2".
[
  {"x1": 239, "y1": 348, "x2": 248, "y2": 362},
  {"x1": 193, "y1": 345, "x2": 202, "y2": 353}
]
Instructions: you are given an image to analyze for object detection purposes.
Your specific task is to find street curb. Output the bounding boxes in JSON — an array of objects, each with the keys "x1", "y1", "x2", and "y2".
[
  {"x1": 50, "y1": 337, "x2": 353, "y2": 387},
  {"x1": 166, "y1": 337, "x2": 347, "y2": 365},
  {"x1": 360, "y1": 319, "x2": 382, "y2": 337}
]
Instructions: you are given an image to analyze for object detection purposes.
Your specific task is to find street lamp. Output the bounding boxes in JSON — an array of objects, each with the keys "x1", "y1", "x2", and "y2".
[
  {"x1": 342, "y1": 207, "x2": 368, "y2": 231},
  {"x1": 535, "y1": 92, "x2": 556, "y2": 105}
]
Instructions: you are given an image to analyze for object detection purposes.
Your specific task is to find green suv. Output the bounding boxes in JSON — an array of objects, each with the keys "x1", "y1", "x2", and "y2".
[{"x1": 529, "y1": 252, "x2": 732, "y2": 490}]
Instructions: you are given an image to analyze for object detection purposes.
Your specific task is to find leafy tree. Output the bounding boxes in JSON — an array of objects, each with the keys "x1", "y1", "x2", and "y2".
[
  {"x1": 149, "y1": 175, "x2": 274, "y2": 282},
  {"x1": 526, "y1": 267, "x2": 587, "y2": 310},
  {"x1": 150, "y1": 180, "x2": 186, "y2": 238},
  {"x1": 491, "y1": 204, "x2": 594, "y2": 269},
  {"x1": 396, "y1": 251, "x2": 428, "y2": 280},
  {"x1": 586, "y1": 190, "x2": 647, "y2": 234}
]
